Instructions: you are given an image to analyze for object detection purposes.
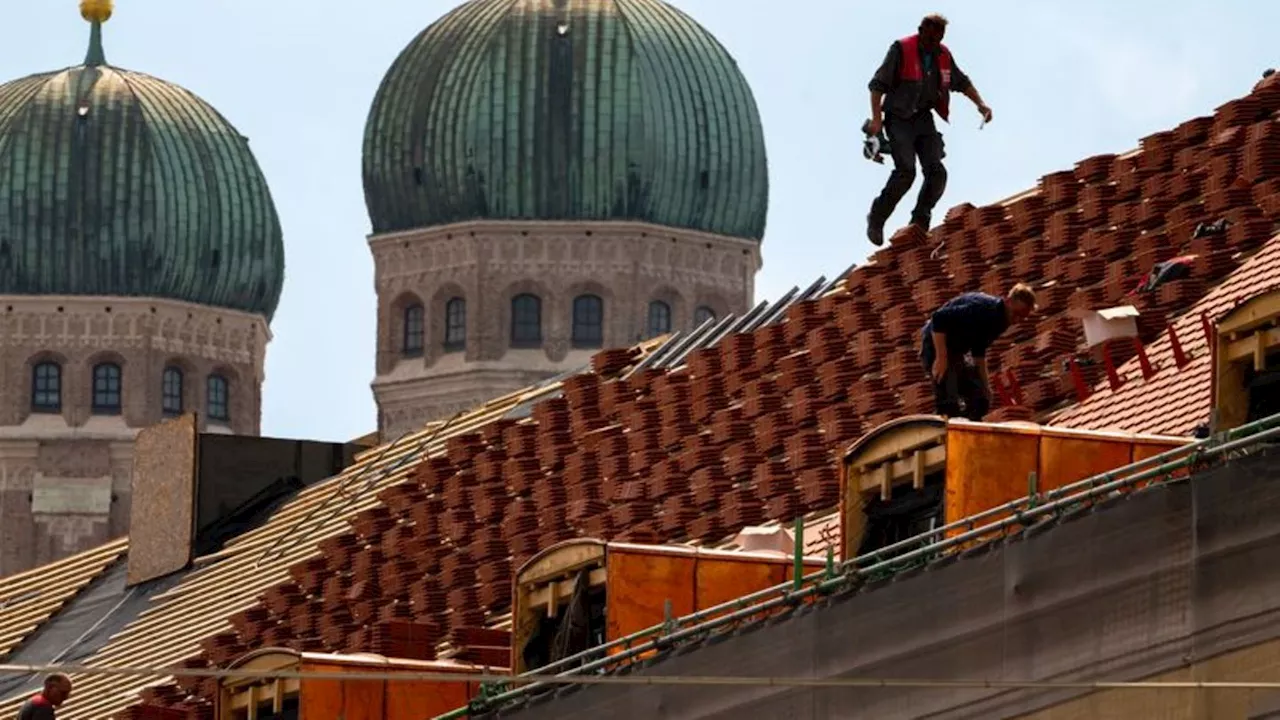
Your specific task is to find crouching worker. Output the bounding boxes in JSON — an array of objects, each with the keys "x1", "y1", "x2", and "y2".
[{"x1": 920, "y1": 284, "x2": 1036, "y2": 420}]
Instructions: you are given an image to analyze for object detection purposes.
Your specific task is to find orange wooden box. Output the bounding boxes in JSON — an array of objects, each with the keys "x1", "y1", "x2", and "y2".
[
  {"x1": 944, "y1": 421, "x2": 1190, "y2": 533},
  {"x1": 216, "y1": 648, "x2": 482, "y2": 720},
  {"x1": 840, "y1": 416, "x2": 1191, "y2": 561},
  {"x1": 512, "y1": 539, "x2": 827, "y2": 673}
]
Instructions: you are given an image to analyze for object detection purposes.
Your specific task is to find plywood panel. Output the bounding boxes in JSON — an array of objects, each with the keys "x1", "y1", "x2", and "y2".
[
  {"x1": 389, "y1": 678, "x2": 472, "y2": 719},
  {"x1": 1039, "y1": 431, "x2": 1132, "y2": 492},
  {"x1": 299, "y1": 677, "x2": 344, "y2": 720},
  {"x1": 385, "y1": 678, "x2": 473, "y2": 720},
  {"x1": 786, "y1": 559, "x2": 828, "y2": 584},
  {"x1": 341, "y1": 677, "x2": 385, "y2": 720},
  {"x1": 606, "y1": 550, "x2": 696, "y2": 642},
  {"x1": 695, "y1": 558, "x2": 785, "y2": 615},
  {"x1": 945, "y1": 425, "x2": 1040, "y2": 535},
  {"x1": 128, "y1": 413, "x2": 198, "y2": 586},
  {"x1": 1131, "y1": 438, "x2": 1193, "y2": 488},
  {"x1": 301, "y1": 663, "x2": 384, "y2": 720}
]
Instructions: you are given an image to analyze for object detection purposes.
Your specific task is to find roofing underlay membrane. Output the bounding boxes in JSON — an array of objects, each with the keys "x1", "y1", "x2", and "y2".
[{"x1": 0, "y1": 560, "x2": 185, "y2": 701}]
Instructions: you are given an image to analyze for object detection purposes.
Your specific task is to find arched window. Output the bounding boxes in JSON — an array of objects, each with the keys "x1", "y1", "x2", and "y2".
[
  {"x1": 647, "y1": 300, "x2": 672, "y2": 338},
  {"x1": 207, "y1": 374, "x2": 230, "y2": 422},
  {"x1": 572, "y1": 294, "x2": 604, "y2": 348},
  {"x1": 403, "y1": 303, "x2": 425, "y2": 357},
  {"x1": 92, "y1": 362, "x2": 122, "y2": 415},
  {"x1": 162, "y1": 366, "x2": 184, "y2": 415},
  {"x1": 694, "y1": 306, "x2": 717, "y2": 327},
  {"x1": 511, "y1": 294, "x2": 542, "y2": 347},
  {"x1": 444, "y1": 297, "x2": 466, "y2": 351},
  {"x1": 31, "y1": 362, "x2": 62, "y2": 413}
]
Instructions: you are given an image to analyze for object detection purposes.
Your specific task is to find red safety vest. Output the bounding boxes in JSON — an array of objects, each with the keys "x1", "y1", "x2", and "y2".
[{"x1": 897, "y1": 34, "x2": 953, "y2": 122}]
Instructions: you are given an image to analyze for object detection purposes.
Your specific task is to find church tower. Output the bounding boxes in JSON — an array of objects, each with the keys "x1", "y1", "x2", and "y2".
[
  {"x1": 362, "y1": 0, "x2": 770, "y2": 439},
  {"x1": 0, "y1": 1, "x2": 286, "y2": 575}
]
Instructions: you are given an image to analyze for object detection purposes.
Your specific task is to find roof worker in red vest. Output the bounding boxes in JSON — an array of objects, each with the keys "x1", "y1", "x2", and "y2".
[
  {"x1": 866, "y1": 14, "x2": 993, "y2": 246},
  {"x1": 16, "y1": 674, "x2": 72, "y2": 720}
]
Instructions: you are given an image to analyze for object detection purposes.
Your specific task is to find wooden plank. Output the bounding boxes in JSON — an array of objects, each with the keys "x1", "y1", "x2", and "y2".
[
  {"x1": 858, "y1": 446, "x2": 946, "y2": 493},
  {"x1": 1225, "y1": 327, "x2": 1280, "y2": 366},
  {"x1": 605, "y1": 551, "x2": 695, "y2": 663},
  {"x1": 944, "y1": 424, "x2": 1040, "y2": 534},
  {"x1": 0, "y1": 537, "x2": 128, "y2": 658},
  {"x1": 1218, "y1": 290, "x2": 1280, "y2": 336}
]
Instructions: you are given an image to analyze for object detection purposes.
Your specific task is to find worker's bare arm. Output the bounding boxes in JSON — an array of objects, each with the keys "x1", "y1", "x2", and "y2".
[
  {"x1": 974, "y1": 355, "x2": 990, "y2": 390},
  {"x1": 930, "y1": 331, "x2": 949, "y2": 382},
  {"x1": 961, "y1": 85, "x2": 992, "y2": 122}
]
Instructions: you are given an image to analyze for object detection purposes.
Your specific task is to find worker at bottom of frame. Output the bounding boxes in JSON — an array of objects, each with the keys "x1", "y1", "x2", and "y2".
[
  {"x1": 15, "y1": 674, "x2": 73, "y2": 720},
  {"x1": 865, "y1": 12, "x2": 993, "y2": 247},
  {"x1": 920, "y1": 284, "x2": 1037, "y2": 421}
]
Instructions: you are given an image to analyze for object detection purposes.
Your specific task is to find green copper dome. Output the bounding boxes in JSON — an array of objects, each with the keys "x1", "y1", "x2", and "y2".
[
  {"x1": 363, "y1": 0, "x2": 769, "y2": 240},
  {"x1": 0, "y1": 17, "x2": 285, "y2": 318}
]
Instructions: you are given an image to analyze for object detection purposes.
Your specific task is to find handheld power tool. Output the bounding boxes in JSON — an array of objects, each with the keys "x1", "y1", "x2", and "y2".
[{"x1": 861, "y1": 119, "x2": 891, "y2": 164}]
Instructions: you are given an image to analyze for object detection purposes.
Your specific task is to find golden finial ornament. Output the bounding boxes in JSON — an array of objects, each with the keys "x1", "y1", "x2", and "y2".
[
  {"x1": 80, "y1": 0, "x2": 113, "y2": 24},
  {"x1": 81, "y1": 0, "x2": 112, "y2": 66}
]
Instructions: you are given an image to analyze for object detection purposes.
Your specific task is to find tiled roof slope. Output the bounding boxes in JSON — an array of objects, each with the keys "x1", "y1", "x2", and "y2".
[
  {"x1": 1052, "y1": 232, "x2": 1280, "y2": 434},
  {"x1": 0, "y1": 368, "x2": 611, "y2": 720},
  {"x1": 14, "y1": 79, "x2": 1279, "y2": 720},
  {"x1": 0, "y1": 537, "x2": 127, "y2": 661}
]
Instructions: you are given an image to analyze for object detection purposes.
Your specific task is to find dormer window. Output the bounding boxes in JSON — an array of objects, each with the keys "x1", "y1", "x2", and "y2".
[{"x1": 1215, "y1": 290, "x2": 1280, "y2": 430}]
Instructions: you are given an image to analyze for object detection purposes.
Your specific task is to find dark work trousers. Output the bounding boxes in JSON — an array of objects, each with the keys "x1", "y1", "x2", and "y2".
[
  {"x1": 920, "y1": 331, "x2": 990, "y2": 421},
  {"x1": 869, "y1": 111, "x2": 948, "y2": 228}
]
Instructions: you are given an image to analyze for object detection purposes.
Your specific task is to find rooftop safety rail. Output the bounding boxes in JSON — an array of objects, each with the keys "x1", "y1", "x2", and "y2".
[{"x1": 435, "y1": 411, "x2": 1280, "y2": 719}]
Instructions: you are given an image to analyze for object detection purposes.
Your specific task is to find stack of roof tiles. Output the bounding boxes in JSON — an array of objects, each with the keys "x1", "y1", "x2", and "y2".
[{"x1": 77, "y1": 77, "x2": 1280, "y2": 718}]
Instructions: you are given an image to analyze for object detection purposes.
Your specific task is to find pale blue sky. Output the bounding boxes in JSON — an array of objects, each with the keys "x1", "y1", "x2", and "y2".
[{"x1": 1, "y1": 1, "x2": 1274, "y2": 443}]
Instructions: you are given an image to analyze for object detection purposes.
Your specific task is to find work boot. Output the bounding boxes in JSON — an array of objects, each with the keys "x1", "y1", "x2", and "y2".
[
  {"x1": 910, "y1": 212, "x2": 932, "y2": 232},
  {"x1": 867, "y1": 213, "x2": 885, "y2": 247}
]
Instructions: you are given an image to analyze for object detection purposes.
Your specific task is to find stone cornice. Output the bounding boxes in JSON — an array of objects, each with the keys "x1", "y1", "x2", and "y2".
[
  {"x1": 0, "y1": 295, "x2": 271, "y2": 372},
  {"x1": 373, "y1": 365, "x2": 558, "y2": 405},
  {"x1": 0, "y1": 295, "x2": 272, "y2": 342},
  {"x1": 368, "y1": 219, "x2": 764, "y2": 253},
  {"x1": 371, "y1": 227, "x2": 759, "y2": 297}
]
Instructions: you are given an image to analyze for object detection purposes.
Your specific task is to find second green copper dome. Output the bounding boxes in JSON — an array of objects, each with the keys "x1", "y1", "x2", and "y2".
[{"x1": 363, "y1": 0, "x2": 770, "y2": 240}]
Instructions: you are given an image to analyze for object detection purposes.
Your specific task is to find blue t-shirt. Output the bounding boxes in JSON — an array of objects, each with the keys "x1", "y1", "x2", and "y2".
[{"x1": 923, "y1": 292, "x2": 1009, "y2": 358}]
